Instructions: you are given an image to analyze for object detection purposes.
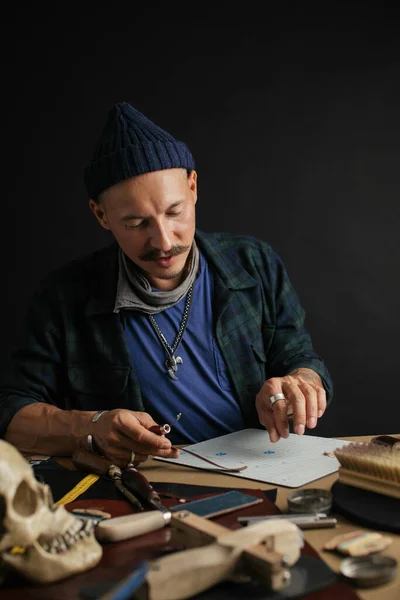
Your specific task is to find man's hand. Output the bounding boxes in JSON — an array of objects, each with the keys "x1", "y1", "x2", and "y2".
[
  {"x1": 255, "y1": 368, "x2": 326, "y2": 443},
  {"x1": 91, "y1": 409, "x2": 180, "y2": 467}
]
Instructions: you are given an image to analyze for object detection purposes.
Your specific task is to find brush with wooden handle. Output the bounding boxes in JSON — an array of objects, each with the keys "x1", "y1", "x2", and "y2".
[{"x1": 334, "y1": 438, "x2": 400, "y2": 499}]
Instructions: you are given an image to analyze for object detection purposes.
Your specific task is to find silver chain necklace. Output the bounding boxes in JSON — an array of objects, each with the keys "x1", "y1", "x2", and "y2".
[{"x1": 148, "y1": 283, "x2": 194, "y2": 380}]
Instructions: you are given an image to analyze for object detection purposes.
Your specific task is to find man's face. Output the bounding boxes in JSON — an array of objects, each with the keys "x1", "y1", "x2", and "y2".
[{"x1": 90, "y1": 169, "x2": 197, "y2": 290}]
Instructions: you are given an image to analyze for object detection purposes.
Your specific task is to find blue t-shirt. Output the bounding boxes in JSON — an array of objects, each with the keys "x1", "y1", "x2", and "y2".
[{"x1": 123, "y1": 253, "x2": 246, "y2": 443}]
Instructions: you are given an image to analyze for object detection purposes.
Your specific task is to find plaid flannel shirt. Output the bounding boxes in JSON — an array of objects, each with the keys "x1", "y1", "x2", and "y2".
[{"x1": 0, "y1": 230, "x2": 333, "y2": 437}]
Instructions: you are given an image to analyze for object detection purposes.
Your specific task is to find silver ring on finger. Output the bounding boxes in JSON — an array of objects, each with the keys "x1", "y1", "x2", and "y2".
[{"x1": 268, "y1": 393, "x2": 286, "y2": 411}]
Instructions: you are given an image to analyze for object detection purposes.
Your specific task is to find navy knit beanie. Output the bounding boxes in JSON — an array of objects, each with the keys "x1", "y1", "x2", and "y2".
[{"x1": 84, "y1": 102, "x2": 195, "y2": 199}]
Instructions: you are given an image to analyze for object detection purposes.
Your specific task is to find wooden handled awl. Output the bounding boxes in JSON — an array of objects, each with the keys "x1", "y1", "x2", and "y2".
[
  {"x1": 73, "y1": 449, "x2": 168, "y2": 513},
  {"x1": 121, "y1": 466, "x2": 169, "y2": 513},
  {"x1": 72, "y1": 450, "x2": 144, "y2": 510},
  {"x1": 95, "y1": 511, "x2": 172, "y2": 543}
]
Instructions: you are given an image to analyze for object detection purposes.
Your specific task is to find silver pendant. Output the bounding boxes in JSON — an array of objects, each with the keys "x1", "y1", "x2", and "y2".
[{"x1": 165, "y1": 356, "x2": 183, "y2": 380}]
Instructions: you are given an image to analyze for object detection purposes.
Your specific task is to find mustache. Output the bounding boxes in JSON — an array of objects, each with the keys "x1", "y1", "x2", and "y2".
[{"x1": 139, "y1": 244, "x2": 190, "y2": 262}]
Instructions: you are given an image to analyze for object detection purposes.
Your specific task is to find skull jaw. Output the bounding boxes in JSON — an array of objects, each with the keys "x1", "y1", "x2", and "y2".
[
  {"x1": 0, "y1": 440, "x2": 102, "y2": 583},
  {"x1": 0, "y1": 502, "x2": 65, "y2": 553},
  {"x1": 3, "y1": 534, "x2": 103, "y2": 583}
]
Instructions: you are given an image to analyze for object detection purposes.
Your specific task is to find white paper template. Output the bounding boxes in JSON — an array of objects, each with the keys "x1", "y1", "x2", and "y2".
[{"x1": 154, "y1": 429, "x2": 351, "y2": 488}]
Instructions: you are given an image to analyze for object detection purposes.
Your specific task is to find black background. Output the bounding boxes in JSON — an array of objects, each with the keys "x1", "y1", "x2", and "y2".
[{"x1": 2, "y1": 6, "x2": 400, "y2": 438}]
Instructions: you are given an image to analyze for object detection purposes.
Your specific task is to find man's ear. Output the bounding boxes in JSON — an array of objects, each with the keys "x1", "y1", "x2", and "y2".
[
  {"x1": 89, "y1": 199, "x2": 111, "y2": 230},
  {"x1": 188, "y1": 170, "x2": 198, "y2": 204}
]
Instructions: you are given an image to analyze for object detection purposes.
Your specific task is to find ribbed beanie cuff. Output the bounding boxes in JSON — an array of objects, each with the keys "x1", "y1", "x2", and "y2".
[{"x1": 84, "y1": 103, "x2": 195, "y2": 199}]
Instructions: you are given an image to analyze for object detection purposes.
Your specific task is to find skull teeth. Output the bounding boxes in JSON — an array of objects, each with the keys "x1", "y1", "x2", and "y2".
[{"x1": 40, "y1": 518, "x2": 95, "y2": 554}]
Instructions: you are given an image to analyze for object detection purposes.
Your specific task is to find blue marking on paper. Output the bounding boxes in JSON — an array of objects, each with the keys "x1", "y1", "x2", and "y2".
[
  {"x1": 264, "y1": 450, "x2": 275, "y2": 454},
  {"x1": 215, "y1": 452, "x2": 227, "y2": 456}
]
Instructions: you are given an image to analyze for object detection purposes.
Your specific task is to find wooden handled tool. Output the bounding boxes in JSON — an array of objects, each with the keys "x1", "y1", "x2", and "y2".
[
  {"x1": 96, "y1": 511, "x2": 171, "y2": 543},
  {"x1": 131, "y1": 511, "x2": 302, "y2": 599},
  {"x1": 97, "y1": 512, "x2": 302, "y2": 599},
  {"x1": 72, "y1": 449, "x2": 127, "y2": 479},
  {"x1": 72, "y1": 450, "x2": 172, "y2": 542},
  {"x1": 73, "y1": 450, "x2": 168, "y2": 512},
  {"x1": 121, "y1": 466, "x2": 169, "y2": 513},
  {"x1": 72, "y1": 450, "x2": 144, "y2": 510}
]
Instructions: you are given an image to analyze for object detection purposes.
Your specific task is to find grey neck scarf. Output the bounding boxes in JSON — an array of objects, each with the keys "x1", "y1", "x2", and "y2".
[{"x1": 114, "y1": 241, "x2": 199, "y2": 315}]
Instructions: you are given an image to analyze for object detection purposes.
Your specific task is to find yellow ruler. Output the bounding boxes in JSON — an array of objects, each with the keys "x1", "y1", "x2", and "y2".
[{"x1": 54, "y1": 473, "x2": 100, "y2": 506}]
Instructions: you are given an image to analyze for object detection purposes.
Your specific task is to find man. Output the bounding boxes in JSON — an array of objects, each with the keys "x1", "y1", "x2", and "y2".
[{"x1": 0, "y1": 103, "x2": 333, "y2": 468}]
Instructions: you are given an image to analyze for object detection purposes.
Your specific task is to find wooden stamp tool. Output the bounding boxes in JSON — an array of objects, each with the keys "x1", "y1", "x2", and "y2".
[{"x1": 110, "y1": 510, "x2": 303, "y2": 600}]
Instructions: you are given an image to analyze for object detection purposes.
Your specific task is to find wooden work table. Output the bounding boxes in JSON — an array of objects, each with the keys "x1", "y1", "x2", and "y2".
[{"x1": 139, "y1": 434, "x2": 399, "y2": 600}]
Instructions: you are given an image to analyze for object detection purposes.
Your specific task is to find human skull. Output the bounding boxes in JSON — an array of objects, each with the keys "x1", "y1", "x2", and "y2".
[{"x1": 0, "y1": 440, "x2": 102, "y2": 583}]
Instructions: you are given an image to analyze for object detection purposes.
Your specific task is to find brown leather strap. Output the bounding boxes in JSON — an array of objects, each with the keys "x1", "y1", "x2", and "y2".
[{"x1": 178, "y1": 447, "x2": 248, "y2": 472}]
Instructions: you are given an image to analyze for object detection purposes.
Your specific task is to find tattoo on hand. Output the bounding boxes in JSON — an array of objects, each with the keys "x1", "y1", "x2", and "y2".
[{"x1": 289, "y1": 368, "x2": 321, "y2": 386}]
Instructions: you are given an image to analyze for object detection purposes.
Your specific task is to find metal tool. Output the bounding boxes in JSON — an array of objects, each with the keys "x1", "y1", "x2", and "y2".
[
  {"x1": 150, "y1": 412, "x2": 182, "y2": 435},
  {"x1": 237, "y1": 512, "x2": 337, "y2": 529},
  {"x1": 72, "y1": 450, "x2": 144, "y2": 511}
]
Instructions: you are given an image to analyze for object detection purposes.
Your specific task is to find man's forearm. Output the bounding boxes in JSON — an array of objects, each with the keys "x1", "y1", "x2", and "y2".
[{"x1": 4, "y1": 403, "x2": 96, "y2": 456}]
